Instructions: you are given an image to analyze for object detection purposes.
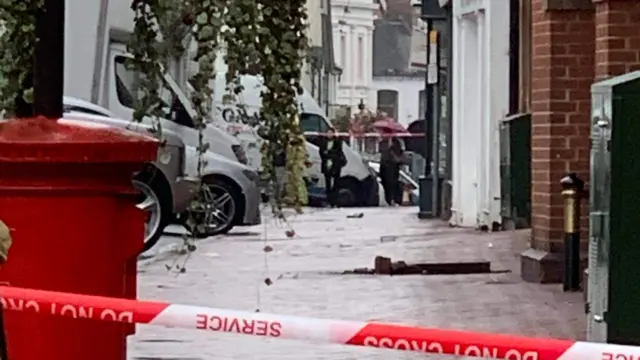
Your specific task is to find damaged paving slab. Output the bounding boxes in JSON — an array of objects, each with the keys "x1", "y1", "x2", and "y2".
[{"x1": 130, "y1": 206, "x2": 586, "y2": 360}]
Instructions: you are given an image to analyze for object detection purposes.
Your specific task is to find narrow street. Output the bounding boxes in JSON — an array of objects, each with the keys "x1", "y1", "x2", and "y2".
[{"x1": 129, "y1": 207, "x2": 585, "y2": 359}]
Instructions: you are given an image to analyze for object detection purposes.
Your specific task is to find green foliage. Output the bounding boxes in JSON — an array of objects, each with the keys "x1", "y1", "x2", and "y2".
[
  {"x1": 130, "y1": 0, "x2": 310, "y2": 216},
  {"x1": 351, "y1": 108, "x2": 378, "y2": 133},
  {"x1": 0, "y1": 0, "x2": 42, "y2": 116},
  {"x1": 127, "y1": 0, "x2": 170, "y2": 138},
  {"x1": 253, "y1": 0, "x2": 309, "y2": 214},
  {"x1": 187, "y1": 0, "x2": 222, "y2": 180},
  {"x1": 331, "y1": 111, "x2": 350, "y2": 133}
]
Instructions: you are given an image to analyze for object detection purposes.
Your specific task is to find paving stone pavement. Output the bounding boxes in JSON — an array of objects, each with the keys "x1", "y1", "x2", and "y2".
[{"x1": 128, "y1": 206, "x2": 586, "y2": 360}]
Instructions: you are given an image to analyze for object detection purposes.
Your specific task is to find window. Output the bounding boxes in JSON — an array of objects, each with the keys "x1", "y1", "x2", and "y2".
[
  {"x1": 377, "y1": 90, "x2": 399, "y2": 119},
  {"x1": 300, "y1": 112, "x2": 330, "y2": 133},
  {"x1": 340, "y1": 34, "x2": 347, "y2": 80},
  {"x1": 357, "y1": 36, "x2": 364, "y2": 81},
  {"x1": 300, "y1": 112, "x2": 331, "y2": 147},
  {"x1": 114, "y1": 56, "x2": 194, "y2": 127}
]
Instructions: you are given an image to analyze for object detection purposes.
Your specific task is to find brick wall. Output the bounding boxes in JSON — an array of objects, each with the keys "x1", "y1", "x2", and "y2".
[
  {"x1": 530, "y1": 0, "x2": 594, "y2": 252},
  {"x1": 523, "y1": 0, "x2": 640, "y2": 283},
  {"x1": 521, "y1": 0, "x2": 595, "y2": 282},
  {"x1": 595, "y1": 0, "x2": 640, "y2": 80}
]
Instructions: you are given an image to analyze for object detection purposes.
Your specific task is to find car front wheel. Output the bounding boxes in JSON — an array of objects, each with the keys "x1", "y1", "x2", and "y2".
[
  {"x1": 133, "y1": 174, "x2": 171, "y2": 253},
  {"x1": 181, "y1": 178, "x2": 240, "y2": 239}
]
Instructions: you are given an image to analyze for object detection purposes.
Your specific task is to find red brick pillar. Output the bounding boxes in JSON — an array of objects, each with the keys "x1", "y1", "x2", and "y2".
[
  {"x1": 521, "y1": 0, "x2": 594, "y2": 283},
  {"x1": 594, "y1": 0, "x2": 640, "y2": 80}
]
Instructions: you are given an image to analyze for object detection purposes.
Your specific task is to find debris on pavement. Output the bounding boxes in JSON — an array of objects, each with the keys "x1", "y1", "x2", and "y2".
[
  {"x1": 379, "y1": 235, "x2": 397, "y2": 243},
  {"x1": 346, "y1": 212, "x2": 364, "y2": 218},
  {"x1": 132, "y1": 207, "x2": 586, "y2": 359},
  {"x1": 341, "y1": 255, "x2": 494, "y2": 276}
]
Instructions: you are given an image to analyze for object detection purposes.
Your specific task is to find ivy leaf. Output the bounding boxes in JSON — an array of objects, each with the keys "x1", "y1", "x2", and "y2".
[{"x1": 196, "y1": 12, "x2": 208, "y2": 25}]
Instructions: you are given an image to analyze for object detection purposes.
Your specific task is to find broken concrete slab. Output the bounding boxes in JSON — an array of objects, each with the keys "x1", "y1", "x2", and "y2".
[{"x1": 370, "y1": 256, "x2": 491, "y2": 275}]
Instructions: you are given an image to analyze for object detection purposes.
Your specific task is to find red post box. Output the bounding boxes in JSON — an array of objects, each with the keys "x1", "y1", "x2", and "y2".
[{"x1": 0, "y1": 117, "x2": 157, "y2": 360}]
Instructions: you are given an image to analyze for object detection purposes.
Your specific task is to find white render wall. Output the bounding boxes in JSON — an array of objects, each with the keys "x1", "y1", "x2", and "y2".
[
  {"x1": 372, "y1": 76, "x2": 423, "y2": 127},
  {"x1": 332, "y1": 0, "x2": 377, "y2": 113},
  {"x1": 450, "y1": 0, "x2": 510, "y2": 228},
  {"x1": 301, "y1": 0, "x2": 324, "y2": 93}
]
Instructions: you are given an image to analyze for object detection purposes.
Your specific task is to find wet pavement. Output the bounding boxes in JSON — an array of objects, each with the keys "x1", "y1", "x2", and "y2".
[{"x1": 129, "y1": 206, "x2": 586, "y2": 359}]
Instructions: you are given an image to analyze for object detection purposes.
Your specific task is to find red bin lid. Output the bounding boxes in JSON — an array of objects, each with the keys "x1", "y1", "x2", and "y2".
[{"x1": 0, "y1": 117, "x2": 158, "y2": 163}]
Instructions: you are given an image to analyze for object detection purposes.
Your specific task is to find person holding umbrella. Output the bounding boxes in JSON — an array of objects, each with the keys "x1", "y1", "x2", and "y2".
[
  {"x1": 374, "y1": 119, "x2": 407, "y2": 206},
  {"x1": 318, "y1": 127, "x2": 346, "y2": 207}
]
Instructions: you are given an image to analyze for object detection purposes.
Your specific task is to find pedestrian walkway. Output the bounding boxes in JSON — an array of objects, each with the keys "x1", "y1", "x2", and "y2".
[{"x1": 129, "y1": 206, "x2": 585, "y2": 360}]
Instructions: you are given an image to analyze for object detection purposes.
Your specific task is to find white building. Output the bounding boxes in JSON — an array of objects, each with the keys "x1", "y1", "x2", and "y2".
[
  {"x1": 450, "y1": 0, "x2": 510, "y2": 228},
  {"x1": 372, "y1": 75, "x2": 423, "y2": 127},
  {"x1": 332, "y1": 0, "x2": 378, "y2": 114},
  {"x1": 371, "y1": 13, "x2": 430, "y2": 128}
]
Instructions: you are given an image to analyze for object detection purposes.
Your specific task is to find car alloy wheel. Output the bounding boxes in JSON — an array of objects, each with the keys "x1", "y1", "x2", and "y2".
[
  {"x1": 202, "y1": 183, "x2": 236, "y2": 234},
  {"x1": 132, "y1": 179, "x2": 163, "y2": 246}
]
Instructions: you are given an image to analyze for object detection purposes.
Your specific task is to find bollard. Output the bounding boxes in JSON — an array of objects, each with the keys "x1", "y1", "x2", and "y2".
[
  {"x1": 561, "y1": 173, "x2": 584, "y2": 292},
  {"x1": 0, "y1": 117, "x2": 157, "y2": 360}
]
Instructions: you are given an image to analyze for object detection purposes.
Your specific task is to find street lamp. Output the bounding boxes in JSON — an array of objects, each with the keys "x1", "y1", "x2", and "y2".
[{"x1": 414, "y1": 0, "x2": 448, "y2": 219}]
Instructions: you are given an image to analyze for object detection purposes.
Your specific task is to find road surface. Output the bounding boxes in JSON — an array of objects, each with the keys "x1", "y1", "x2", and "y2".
[{"x1": 129, "y1": 206, "x2": 585, "y2": 360}]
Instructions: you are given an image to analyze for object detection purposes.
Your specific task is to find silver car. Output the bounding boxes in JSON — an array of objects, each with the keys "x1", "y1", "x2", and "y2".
[
  {"x1": 63, "y1": 97, "x2": 261, "y2": 246},
  {"x1": 62, "y1": 103, "x2": 197, "y2": 251}
]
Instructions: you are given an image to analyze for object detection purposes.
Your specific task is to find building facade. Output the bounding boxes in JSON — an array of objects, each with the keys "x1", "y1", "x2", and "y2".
[
  {"x1": 372, "y1": 75, "x2": 423, "y2": 127},
  {"x1": 332, "y1": 0, "x2": 378, "y2": 114},
  {"x1": 520, "y1": 0, "x2": 640, "y2": 282},
  {"x1": 449, "y1": 0, "x2": 510, "y2": 228}
]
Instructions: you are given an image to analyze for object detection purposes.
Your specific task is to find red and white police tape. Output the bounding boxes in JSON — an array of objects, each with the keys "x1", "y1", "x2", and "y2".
[
  {"x1": 303, "y1": 131, "x2": 423, "y2": 138},
  {"x1": 0, "y1": 285, "x2": 638, "y2": 360}
]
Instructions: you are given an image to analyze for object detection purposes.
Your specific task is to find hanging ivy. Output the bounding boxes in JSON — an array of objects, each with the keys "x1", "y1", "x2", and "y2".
[
  {"x1": 220, "y1": 0, "x2": 260, "y2": 96},
  {"x1": 253, "y1": 0, "x2": 309, "y2": 215},
  {"x1": 0, "y1": 0, "x2": 42, "y2": 116},
  {"x1": 184, "y1": 0, "x2": 225, "y2": 236},
  {"x1": 127, "y1": 0, "x2": 169, "y2": 138}
]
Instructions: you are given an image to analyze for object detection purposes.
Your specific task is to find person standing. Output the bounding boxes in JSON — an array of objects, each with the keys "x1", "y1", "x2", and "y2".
[
  {"x1": 379, "y1": 135, "x2": 405, "y2": 206},
  {"x1": 319, "y1": 128, "x2": 346, "y2": 207}
]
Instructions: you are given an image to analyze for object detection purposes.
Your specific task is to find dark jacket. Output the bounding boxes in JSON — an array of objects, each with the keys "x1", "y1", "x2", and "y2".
[
  {"x1": 379, "y1": 138, "x2": 404, "y2": 167},
  {"x1": 319, "y1": 137, "x2": 346, "y2": 175}
]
